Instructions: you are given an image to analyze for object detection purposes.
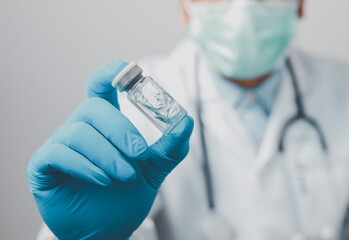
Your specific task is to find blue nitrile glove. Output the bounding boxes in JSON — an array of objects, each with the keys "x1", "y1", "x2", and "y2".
[{"x1": 27, "y1": 60, "x2": 194, "y2": 240}]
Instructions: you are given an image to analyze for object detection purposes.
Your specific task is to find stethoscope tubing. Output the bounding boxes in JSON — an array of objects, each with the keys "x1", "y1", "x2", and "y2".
[
  {"x1": 194, "y1": 55, "x2": 216, "y2": 210},
  {"x1": 278, "y1": 58, "x2": 328, "y2": 152}
]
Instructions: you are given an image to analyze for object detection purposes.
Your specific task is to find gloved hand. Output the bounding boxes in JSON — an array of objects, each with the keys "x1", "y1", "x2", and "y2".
[{"x1": 27, "y1": 60, "x2": 194, "y2": 240}]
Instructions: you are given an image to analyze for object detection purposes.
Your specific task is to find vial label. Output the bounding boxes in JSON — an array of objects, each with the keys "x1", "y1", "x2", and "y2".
[{"x1": 128, "y1": 77, "x2": 187, "y2": 135}]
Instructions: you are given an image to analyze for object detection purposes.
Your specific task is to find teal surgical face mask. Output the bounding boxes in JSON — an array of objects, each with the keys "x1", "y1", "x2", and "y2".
[{"x1": 187, "y1": 0, "x2": 299, "y2": 79}]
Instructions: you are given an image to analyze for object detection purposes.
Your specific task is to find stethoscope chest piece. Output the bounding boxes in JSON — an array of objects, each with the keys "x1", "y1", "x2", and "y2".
[{"x1": 200, "y1": 212, "x2": 236, "y2": 240}]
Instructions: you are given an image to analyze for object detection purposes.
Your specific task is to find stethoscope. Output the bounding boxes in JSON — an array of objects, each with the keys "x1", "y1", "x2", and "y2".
[{"x1": 194, "y1": 56, "x2": 340, "y2": 239}]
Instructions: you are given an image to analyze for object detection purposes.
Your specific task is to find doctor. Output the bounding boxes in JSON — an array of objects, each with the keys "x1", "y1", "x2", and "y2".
[{"x1": 28, "y1": 0, "x2": 349, "y2": 239}]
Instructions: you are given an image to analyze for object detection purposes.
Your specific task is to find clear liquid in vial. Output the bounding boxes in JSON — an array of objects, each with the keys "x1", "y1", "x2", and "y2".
[{"x1": 128, "y1": 76, "x2": 187, "y2": 135}]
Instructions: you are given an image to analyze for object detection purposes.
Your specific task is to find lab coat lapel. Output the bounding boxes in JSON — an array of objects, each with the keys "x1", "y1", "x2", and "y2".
[
  {"x1": 254, "y1": 63, "x2": 297, "y2": 174},
  {"x1": 197, "y1": 58, "x2": 257, "y2": 165}
]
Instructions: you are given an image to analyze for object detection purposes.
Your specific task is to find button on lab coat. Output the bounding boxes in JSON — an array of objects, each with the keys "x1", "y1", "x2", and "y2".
[{"x1": 36, "y1": 40, "x2": 349, "y2": 240}]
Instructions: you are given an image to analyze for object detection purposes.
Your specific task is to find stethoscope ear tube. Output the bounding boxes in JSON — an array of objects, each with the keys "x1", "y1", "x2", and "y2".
[
  {"x1": 194, "y1": 55, "x2": 215, "y2": 210},
  {"x1": 278, "y1": 58, "x2": 328, "y2": 153}
]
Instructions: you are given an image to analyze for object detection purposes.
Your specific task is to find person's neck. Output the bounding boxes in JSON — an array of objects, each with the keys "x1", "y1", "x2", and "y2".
[{"x1": 227, "y1": 73, "x2": 271, "y2": 89}]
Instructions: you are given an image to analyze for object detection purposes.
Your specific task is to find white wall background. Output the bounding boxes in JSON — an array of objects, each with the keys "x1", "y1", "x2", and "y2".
[{"x1": 0, "y1": 0, "x2": 348, "y2": 239}]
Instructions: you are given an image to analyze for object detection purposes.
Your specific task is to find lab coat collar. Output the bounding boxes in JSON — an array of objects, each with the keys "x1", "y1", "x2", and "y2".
[
  {"x1": 211, "y1": 68, "x2": 282, "y2": 115},
  {"x1": 254, "y1": 53, "x2": 300, "y2": 174},
  {"x1": 195, "y1": 51, "x2": 260, "y2": 163}
]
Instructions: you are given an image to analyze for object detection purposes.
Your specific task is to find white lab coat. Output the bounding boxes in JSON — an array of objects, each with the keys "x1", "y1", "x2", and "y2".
[{"x1": 37, "y1": 40, "x2": 349, "y2": 240}]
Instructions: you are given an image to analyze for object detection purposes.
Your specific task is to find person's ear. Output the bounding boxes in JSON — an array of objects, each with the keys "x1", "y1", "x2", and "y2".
[
  {"x1": 179, "y1": 0, "x2": 189, "y2": 26},
  {"x1": 298, "y1": 0, "x2": 305, "y2": 19}
]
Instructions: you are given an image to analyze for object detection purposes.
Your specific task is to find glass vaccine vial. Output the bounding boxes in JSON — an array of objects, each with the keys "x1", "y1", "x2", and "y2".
[{"x1": 112, "y1": 62, "x2": 188, "y2": 135}]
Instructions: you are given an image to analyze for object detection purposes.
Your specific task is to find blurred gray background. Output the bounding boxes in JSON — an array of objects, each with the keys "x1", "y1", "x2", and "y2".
[{"x1": 0, "y1": 0, "x2": 348, "y2": 239}]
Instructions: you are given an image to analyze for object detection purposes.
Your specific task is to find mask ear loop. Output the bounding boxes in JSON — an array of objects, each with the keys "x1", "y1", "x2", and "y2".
[{"x1": 182, "y1": 0, "x2": 192, "y2": 16}]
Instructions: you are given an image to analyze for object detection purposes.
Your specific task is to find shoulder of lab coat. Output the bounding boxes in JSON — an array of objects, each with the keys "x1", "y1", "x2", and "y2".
[
  {"x1": 287, "y1": 47, "x2": 349, "y2": 128},
  {"x1": 289, "y1": 47, "x2": 349, "y2": 95}
]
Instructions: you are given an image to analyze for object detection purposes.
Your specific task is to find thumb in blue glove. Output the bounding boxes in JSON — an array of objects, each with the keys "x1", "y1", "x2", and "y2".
[{"x1": 27, "y1": 60, "x2": 194, "y2": 240}]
